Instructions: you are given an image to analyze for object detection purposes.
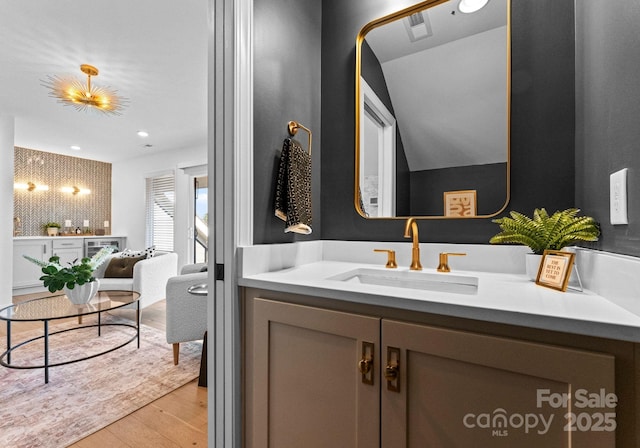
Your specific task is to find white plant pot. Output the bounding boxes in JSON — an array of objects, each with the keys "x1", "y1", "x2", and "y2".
[
  {"x1": 64, "y1": 279, "x2": 100, "y2": 305},
  {"x1": 525, "y1": 253, "x2": 543, "y2": 281},
  {"x1": 47, "y1": 227, "x2": 59, "y2": 236}
]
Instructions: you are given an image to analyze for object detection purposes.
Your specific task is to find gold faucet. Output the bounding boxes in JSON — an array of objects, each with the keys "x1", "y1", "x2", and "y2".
[{"x1": 403, "y1": 218, "x2": 422, "y2": 271}]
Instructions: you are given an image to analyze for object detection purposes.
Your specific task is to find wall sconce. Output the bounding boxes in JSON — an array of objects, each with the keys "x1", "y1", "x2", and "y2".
[
  {"x1": 61, "y1": 186, "x2": 91, "y2": 195},
  {"x1": 14, "y1": 182, "x2": 49, "y2": 192}
]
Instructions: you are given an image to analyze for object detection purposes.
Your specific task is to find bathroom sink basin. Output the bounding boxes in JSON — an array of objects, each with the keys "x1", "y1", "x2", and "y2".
[{"x1": 327, "y1": 268, "x2": 478, "y2": 295}]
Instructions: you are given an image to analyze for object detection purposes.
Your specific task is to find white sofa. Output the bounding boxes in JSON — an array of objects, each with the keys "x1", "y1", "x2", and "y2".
[
  {"x1": 94, "y1": 252, "x2": 178, "y2": 309},
  {"x1": 165, "y1": 263, "x2": 208, "y2": 364}
]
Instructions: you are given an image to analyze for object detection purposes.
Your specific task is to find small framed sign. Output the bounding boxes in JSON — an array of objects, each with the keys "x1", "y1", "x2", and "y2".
[
  {"x1": 536, "y1": 250, "x2": 576, "y2": 292},
  {"x1": 444, "y1": 190, "x2": 477, "y2": 217}
]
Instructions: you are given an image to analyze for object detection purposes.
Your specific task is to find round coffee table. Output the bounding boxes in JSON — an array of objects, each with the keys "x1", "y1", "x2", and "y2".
[{"x1": 0, "y1": 290, "x2": 140, "y2": 383}]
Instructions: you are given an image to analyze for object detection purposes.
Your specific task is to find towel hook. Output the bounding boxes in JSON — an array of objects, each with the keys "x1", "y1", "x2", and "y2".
[{"x1": 288, "y1": 121, "x2": 312, "y2": 155}]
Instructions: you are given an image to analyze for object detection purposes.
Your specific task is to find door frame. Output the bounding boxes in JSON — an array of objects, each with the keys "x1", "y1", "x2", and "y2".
[
  {"x1": 209, "y1": 0, "x2": 254, "y2": 446},
  {"x1": 359, "y1": 77, "x2": 397, "y2": 217}
]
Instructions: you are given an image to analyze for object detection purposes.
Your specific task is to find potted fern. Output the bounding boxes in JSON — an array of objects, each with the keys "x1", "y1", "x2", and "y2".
[{"x1": 489, "y1": 208, "x2": 600, "y2": 279}]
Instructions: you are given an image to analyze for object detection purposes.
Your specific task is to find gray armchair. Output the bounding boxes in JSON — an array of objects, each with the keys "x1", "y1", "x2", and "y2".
[{"x1": 165, "y1": 263, "x2": 208, "y2": 365}]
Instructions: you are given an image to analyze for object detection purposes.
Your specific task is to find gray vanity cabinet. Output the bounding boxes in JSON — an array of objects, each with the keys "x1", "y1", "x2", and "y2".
[
  {"x1": 381, "y1": 319, "x2": 615, "y2": 447},
  {"x1": 244, "y1": 292, "x2": 617, "y2": 448},
  {"x1": 245, "y1": 298, "x2": 380, "y2": 448}
]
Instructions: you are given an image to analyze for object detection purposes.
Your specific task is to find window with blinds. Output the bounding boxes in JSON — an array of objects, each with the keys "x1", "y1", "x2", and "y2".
[{"x1": 145, "y1": 173, "x2": 175, "y2": 252}]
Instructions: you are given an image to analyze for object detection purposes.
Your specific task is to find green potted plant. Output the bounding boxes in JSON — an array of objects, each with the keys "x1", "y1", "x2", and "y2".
[
  {"x1": 44, "y1": 221, "x2": 61, "y2": 236},
  {"x1": 489, "y1": 208, "x2": 600, "y2": 279},
  {"x1": 24, "y1": 246, "x2": 115, "y2": 304}
]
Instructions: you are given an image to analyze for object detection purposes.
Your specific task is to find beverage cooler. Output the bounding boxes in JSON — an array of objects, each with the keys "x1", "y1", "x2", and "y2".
[{"x1": 84, "y1": 237, "x2": 126, "y2": 258}]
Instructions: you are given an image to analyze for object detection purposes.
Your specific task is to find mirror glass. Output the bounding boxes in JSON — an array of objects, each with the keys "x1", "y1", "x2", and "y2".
[{"x1": 355, "y1": 0, "x2": 510, "y2": 219}]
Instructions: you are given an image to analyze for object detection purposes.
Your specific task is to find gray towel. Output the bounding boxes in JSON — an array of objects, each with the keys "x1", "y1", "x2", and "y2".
[{"x1": 274, "y1": 138, "x2": 312, "y2": 234}]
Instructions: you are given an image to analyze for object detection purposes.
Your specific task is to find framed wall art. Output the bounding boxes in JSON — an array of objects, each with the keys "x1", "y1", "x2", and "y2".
[{"x1": 444, "y1": 190, "x2": 477, "y2": 217}]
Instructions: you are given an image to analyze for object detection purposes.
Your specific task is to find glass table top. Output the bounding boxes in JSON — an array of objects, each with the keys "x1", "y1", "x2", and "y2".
[{"x1": 0, "y1": 290, "x2": 140, "y2": 322}]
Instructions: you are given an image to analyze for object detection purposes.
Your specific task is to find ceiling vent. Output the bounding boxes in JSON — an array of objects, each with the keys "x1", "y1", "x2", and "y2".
[{"x1": 404, "y1": 11, "x2": 433, "y2": 42}]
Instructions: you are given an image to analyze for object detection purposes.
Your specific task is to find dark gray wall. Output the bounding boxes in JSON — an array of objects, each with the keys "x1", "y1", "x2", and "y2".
[
  {"x1": 253, "y1": 0, "x2": 321, "y2": 244},
  {"x1": 321, "y1": 0, "x2": 576, "y2": 243},
  {"x1": 410, "y1": 163, "x2": 507, "y2": 216},
  {"x1": 575, "y1": 0, "x2": 640, "y2": 257}
]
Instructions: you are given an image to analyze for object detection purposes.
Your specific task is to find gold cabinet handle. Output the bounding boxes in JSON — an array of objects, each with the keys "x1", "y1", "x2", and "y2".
[
  {"x1": 358, "y1": 358, "x2": 372, "y2": 375},
  {"x1": 359, "y1": 341, "x2": 374, "y2": 385},
  {"x1": 385, "y1": 346, "x2": 401, "y2": 392},
  {"x1": 374, "y1": 249, "x2": 398, "y2": 269},
  {"x1": 384, "y1": 364, "x2": 399, "y2": 381}
]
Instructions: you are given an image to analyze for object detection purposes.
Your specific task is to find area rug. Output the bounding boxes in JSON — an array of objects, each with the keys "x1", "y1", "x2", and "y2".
[{"x1": 0, "y1": 315, "x2": 202, "y2": 448}]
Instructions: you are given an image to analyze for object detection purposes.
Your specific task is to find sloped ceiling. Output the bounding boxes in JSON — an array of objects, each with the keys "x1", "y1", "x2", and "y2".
[
  {"x1": 364, "y1": 0, "x2": 508, "y2": 171},
  {"x1": 0, "y1": 0, "x2": 208, "y2": 163}
]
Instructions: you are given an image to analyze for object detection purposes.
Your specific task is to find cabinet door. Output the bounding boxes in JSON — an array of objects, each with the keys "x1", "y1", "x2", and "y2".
[
  {"x1": 53, "y1": 240, "x2": 84, "y2": 266},
  {"x1": 248, "y1": 298, "x2": 380, "y2": 448},
  {"x1": 381, "y1": 320, "x2": 615, "y2": 448},
  {"x1": 53, "y1": 247, "x2": 83, "y2": 266},
  {"x1": 13, "y1": 240, "x2": 52, "y2": 288}
]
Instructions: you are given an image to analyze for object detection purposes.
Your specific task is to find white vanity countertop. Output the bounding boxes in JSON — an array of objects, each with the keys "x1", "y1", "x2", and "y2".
[{"x1": 238, "y1": 241, "x2": 640, "y2": 343}]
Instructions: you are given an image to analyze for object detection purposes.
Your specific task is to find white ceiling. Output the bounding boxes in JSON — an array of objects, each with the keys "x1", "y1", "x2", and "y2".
[
  {"x1": 0, "y1": 0, "x2": 209, "y2": 163},
  {"x1": 365, "y1": 0, "x2": 506, "y2": 63}
]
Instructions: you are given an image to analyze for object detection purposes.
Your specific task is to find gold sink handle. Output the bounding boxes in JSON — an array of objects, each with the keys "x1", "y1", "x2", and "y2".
[
  {"x1": 373, "y1": 249, "x2": 398, "y2": 269},
  {"x1": 437, "y1": 252, "x2": 467, "y2": 273}
]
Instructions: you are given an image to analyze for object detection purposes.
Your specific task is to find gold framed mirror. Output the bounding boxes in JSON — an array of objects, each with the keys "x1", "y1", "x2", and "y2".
[{"x1": 355, "y1": 0, "x2": 511, "y2": 219}]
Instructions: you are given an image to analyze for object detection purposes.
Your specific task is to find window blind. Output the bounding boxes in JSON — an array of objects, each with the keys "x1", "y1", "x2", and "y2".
[{"x1": 145, "y1": 174, "x2": 175, "y2": 252}]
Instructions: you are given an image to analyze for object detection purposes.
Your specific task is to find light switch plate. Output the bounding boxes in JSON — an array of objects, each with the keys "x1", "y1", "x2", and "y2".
[{"x1": 610, "y1": 168, "x2": 628, "y2": 225}]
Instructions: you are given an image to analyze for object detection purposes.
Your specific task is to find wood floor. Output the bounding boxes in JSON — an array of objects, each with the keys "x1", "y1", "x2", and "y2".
[{"x1": 4, "y1": 294, "x2": 208, "y2": 448}]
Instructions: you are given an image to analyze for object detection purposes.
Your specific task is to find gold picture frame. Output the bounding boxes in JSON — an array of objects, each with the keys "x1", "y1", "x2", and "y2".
[
  {"x1": 535, "y1": 250, "x2": 576, "y2": 292},
  {"x1": 444, "y1": 190, "x2": 477, "y2": 217}
]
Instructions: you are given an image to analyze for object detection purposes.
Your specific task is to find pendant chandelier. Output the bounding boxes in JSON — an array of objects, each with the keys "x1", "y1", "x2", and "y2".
[{"x1": 42, "y1": 64, "x2": 128, "y2": 115}]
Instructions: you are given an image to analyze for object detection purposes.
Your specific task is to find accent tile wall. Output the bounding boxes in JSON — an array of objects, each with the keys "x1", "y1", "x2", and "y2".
[{"x1": 13, "y1": 147, "x2": 111, "y2": 236}]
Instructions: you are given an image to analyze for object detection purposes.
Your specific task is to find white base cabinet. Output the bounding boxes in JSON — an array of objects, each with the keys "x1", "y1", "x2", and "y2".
[
  {"x1": 12, "y1": 236, "x2": 126, "y2": 294},
  {"x1": 12, "y1": 239, "x2": 52, "y2": 289},
  {"x1": 244, "y1": 294, "x2": 616, "y2": 448}
]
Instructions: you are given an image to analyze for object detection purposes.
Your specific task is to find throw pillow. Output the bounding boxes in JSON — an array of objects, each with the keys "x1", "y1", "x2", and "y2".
[
  {"x1": 104, "y1": 255, "x2": 146, "y2": 278},
  {"x1": 120, "y1": 245, "x2": 156, "y2": 259}
]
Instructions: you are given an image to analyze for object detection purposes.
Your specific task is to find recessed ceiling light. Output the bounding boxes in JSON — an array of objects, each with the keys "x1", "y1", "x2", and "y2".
[
  {"x1": 70, "y1": 145, "x2": 81, "y2": 150},
  {"x1": 137, "y1": 130, "x2": 149, "y2": 138},
  {"x1": 458, "y1": 0, "x2": 489, "y2": 13}
]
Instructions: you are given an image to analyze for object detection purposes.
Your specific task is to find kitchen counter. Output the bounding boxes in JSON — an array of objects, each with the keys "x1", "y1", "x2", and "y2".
[
  {"x1": 238, "y1": 241, "x2": 640, "y2": 342},
  {"x1": 14, "y1": 235, "x2": 126, "y2": 240}
]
